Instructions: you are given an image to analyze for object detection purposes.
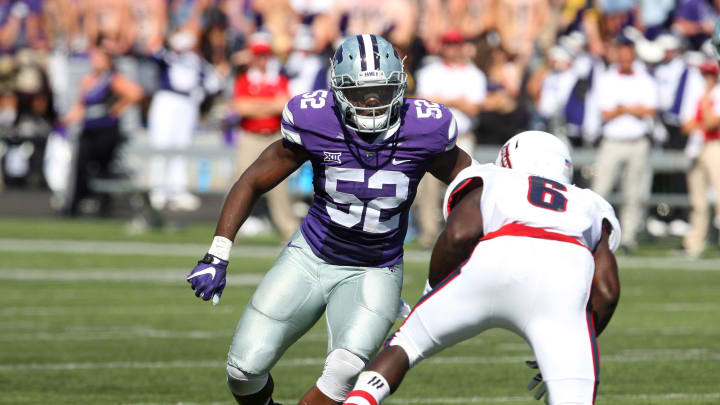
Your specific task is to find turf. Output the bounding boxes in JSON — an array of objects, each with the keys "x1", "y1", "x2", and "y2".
[{"x1": 0, "y1": 218, "x2": 719, "y2": 404}]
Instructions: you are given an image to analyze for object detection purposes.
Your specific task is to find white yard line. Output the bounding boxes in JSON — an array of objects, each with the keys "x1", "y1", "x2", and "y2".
[
  {"x1": 1, "y1": 348, "x2": 718, "y2": 372},
  {"x1": 384, "y1": 392, "x2": 720, "y2": 404},
  {"x1": 119, "y1": 392, "x2": 720, "y2": 405},
  {"x1": 0, "y1": 268, "x2": 263, "y2": 285},
  {"x1": 3, "y1": 238, "x2": 720, "y2": 269}
]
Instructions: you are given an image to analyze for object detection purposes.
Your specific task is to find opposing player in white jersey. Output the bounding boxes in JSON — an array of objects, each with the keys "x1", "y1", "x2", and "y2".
[{"x1": 344, "y1": 131, "x2": 621, "y2": 405}]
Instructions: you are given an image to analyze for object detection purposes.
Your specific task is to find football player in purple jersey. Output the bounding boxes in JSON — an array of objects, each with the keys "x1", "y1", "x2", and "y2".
[{"x1": 186, "y1": 34, "x2": 472, "y2": 405}]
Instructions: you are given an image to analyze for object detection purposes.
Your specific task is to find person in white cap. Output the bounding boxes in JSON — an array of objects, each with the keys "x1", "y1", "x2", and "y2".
[
  {"x1": 592, "y1": 38, "x2": 658, "y2": 253},
  {"x1": 654, "y1": 33, "x2": 704, "y2": 150},
  {"x1": 681, "y1": 58, "x2": 720, "y2": 258},
  {"x1": 537, "y1": 46, "x2": 577, "y2": 139},
  {"x1": 147, "y1": 28, "x2": 221, "y2": 211}
]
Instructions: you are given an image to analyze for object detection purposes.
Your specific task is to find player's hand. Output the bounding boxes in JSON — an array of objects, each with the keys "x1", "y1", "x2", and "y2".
[
  {"x1": 187, "y1": 253, "x2": 228, "y2": 306},
  {"x1": 526, "y1": 360, "x2": 548, "y2": 403}
]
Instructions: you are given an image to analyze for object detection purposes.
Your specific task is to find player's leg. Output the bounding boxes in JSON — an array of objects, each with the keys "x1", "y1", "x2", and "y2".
[
  {"x1": 619, "y1": 137, "x2": 650, "y2": 248},
  {"x1": 298, "y1": 263, "x2": 403, "y2": 405},
  {"x1": 522, "y1": 244, "x2": 598, "y2": 405},
  {"x1": 166, "y1": 95, "x2": 199, "y2": 209},
  {"x1": 227, "y1": 231, "x2": 326, "y2": 405},
  {"x1": 346, "y1": 255, "x2": 494, "y2": 405},
  {"x1": 591, "y1": 139, "x2": 624, "y2": 199},
  {"x1": 701, "y1": 141, "x2": 720, "y2": 247},
  {"x1": 683, "y1": 158, "x2": 709, "y2": 256},
  {"x1": 147, "y1": 92, "x2": 173, "y2": 209}
]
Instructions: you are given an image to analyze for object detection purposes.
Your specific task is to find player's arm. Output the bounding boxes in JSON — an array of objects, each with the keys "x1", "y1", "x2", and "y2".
[
  {"x1": 428, "y1": 145, "x2": 473, "y2": 185},
  {"x1": 186, "y1": 140, "x2": 308, "y2": 304},
  {"x1": 428, "y1": 183, "x2": 484, "y2": 287},
  {"x1": 215, "y1": 140, "x2": 309, "y2": 240},
  {"x1": 590, "y1": 222, "x2": 621, "y2": 337}
]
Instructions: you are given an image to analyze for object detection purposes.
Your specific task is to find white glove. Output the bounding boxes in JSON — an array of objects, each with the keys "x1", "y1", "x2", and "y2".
[
  {"x1": 396, "y1": 297, "x2": 412, "y2": 319},
  {"x1": 526, "y1": 360, "x2": 548, "y2": 404},
  {"x1": 423, "y1": 279, "x2": 432, "y2": 296}
]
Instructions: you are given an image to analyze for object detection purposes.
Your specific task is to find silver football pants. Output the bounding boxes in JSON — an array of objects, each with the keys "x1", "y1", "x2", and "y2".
[{"x1": 227, "y1": 230, "x2": 403, "y2": 374}]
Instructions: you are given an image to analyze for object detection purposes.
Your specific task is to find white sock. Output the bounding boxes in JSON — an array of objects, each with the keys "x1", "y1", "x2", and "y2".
[{"x1": 344, "y1": 371, "x2": 390, "y2": 405}]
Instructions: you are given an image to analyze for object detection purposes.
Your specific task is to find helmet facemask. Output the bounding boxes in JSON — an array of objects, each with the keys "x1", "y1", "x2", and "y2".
[{"x1": 331, "y1": 68, "x2": 407, "y2": 135}]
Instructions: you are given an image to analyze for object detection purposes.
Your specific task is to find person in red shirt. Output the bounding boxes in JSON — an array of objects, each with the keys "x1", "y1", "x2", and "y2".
[
  {"x1": 232, "y1": 32, "x2": 298, "y2": 239},
  {"x1": 681, "y1": 59, "x2": 720, "y2": 258}
]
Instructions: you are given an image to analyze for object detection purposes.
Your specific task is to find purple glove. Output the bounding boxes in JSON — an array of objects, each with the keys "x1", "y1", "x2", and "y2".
[{"x1": 187, "y1": 253, "x2": 228, "y2": 305}]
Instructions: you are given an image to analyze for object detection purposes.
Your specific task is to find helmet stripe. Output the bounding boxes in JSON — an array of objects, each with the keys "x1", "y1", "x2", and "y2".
[
  {"x1": 356, "y1": 34, "x2": 367, "y2": 71},
  {"x1": 370, "y1": 34, "x2": 381, "y2": 69},
  {"x1": 362, "y1": 34, "x2": 375, "y2": 70}
]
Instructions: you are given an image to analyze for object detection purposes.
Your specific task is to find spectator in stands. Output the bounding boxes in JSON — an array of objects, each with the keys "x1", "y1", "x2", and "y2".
[
  {"x1": 681, "y1": 59, "x2": 720, "y2": 258},
  {"x1": 284, "y1": 26, "x2": 324, "y2": 97},
  {"x1": 420, "y1": 0, "x2": 495, "y2": 55},
  {"x1": 5, "y1": 61, "x2": 56, "y2": 187},
  {"x1": 147, "y1": 28, "x2": 221, "y2": 211},
  {"x1": 475, "y1": 44, "x2": 526, "y2": 146},
  {"x1": 598, "y1": 0, "x2": 636, "y2": 39},
  {"x1": 62, "y1": 38, "x2": 143, "y2": 216},
  {"x1": 495, "y1": 0, "x2": 550, "y2": 67},
  {"x1": 232, "y1": 32, "x2": 298, "y2": 240},
  {"x1": 593, "y1": 39, "x2": 658, "y2": 253},
  {"x1": 0, "y1": 0, "x2": 46, "y2": 52},
  {"x1": 200, "y1": 7, "x2": 232, "y2": 81},
  {"x1": 673, "y1": 0, "x2": 719, "y2": 50},
  {"x1": 537, "y1": 45, "x2": 577, "y2": 140},
  {"x1": 655, "y1": 33, "x2": 705, "y2": 150},
  {"x1": 339, "y1": 0, "x2": 418, "y2": 50},
  {"x1": 635, "y1": 0, "x2": 675, "y2": 40},
  {"x1": 413, "y1": 29, "x2": 486, "y2": 248}
]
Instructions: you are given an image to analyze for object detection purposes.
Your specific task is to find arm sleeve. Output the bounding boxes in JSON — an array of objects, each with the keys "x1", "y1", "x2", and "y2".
[
  {"x1": 443, "y1": 113, "x2": 459, "y2": 151},
  {"x1": 280, "y1": 101, "x2": 304, "y2": 146},
  {"x1": 597, "y1": 198, "x2": 622, "y2": 252}
]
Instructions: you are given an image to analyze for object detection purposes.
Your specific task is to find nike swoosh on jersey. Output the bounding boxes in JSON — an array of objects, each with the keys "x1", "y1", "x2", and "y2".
[
  {"x1": 392, "y1": 158, "x2": 411, "y2": 165},
  {"x1": 187, "y1": 267, "x2": 216, "y2": 281}
]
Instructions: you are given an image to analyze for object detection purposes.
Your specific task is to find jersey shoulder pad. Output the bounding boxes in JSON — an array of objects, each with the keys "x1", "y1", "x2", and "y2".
[
  {"x1": 403, "y1": 97, "x2": 458, "y2": 152},
  {"x1": 442, "y1": 163, "x2": 494, "y2": 220},
  {"x1": 580, "y1": 188, "x2": 622, "y2": 252},
  {"x1": 281, "y1": 90, "x2": 336, "y2": 146}
]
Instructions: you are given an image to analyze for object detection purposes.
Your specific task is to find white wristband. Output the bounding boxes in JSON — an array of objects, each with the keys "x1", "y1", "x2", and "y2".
[{"x1": 208, "y1": 236, "x2": 232, "y2": 261}]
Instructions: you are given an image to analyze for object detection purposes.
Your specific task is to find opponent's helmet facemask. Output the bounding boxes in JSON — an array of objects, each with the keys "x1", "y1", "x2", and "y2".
[{"x1": 330, "y1": 34, "x2": 408, "y2": 136}]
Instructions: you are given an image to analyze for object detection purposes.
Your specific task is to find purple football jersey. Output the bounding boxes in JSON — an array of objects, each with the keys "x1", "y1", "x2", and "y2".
[{"x1": 281, "y1": 90, "x2": 458, "y2": 267}]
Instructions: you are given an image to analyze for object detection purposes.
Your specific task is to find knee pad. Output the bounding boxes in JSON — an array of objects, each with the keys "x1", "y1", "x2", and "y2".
[
  {"x1": 226, "y1": 364, "x2": 269, "y2": 396},
  {"x1": 315, "y1": 349, "x2": 366, "y2": 402},
  {"x1": 387, "y1": 329, "x2": 423, "y2": 368}
]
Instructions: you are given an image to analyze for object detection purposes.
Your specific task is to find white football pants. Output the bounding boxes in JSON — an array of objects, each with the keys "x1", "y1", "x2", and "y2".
[
  {"x1": 388, "y1": 236, "x2": 599, "y2": 405},
  {"x1": 148, "y1": 90, "x2": 199, "y2": 198}
]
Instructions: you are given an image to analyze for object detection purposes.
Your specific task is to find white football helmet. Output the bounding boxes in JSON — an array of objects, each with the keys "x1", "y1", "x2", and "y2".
[{"x1": 495, "y1": 131, "x2": 574, "y2": 184}]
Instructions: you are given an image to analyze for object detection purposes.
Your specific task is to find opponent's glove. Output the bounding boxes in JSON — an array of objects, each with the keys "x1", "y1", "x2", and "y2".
[
  {"x1": 396, "y1": 297, "x2": 412, "y2": 319},
  {"x1": 423, "y1": 279, "x2": 433, "y2": 295},
  {"x1": 526, "y1": 360, "x2": 548, "y2": 403},
  {"x1": 187, "y1": 253, "x2": 228, "y2": 305}
]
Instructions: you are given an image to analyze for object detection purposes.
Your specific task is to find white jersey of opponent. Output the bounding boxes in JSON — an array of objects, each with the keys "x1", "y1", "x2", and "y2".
[{"x1": 442, "y1": 164, "x2": 621, "y2": 252}]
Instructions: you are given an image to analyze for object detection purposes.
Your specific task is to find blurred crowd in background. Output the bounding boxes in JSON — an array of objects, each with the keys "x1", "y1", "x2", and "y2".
[{"x1": 1, "y1": 0, "x2": 720, "y2": 256}]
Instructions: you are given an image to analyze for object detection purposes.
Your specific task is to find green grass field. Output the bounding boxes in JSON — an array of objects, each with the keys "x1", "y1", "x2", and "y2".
[{"x1": 1, "y1": 218, "x2": 719, "y2": 405}]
